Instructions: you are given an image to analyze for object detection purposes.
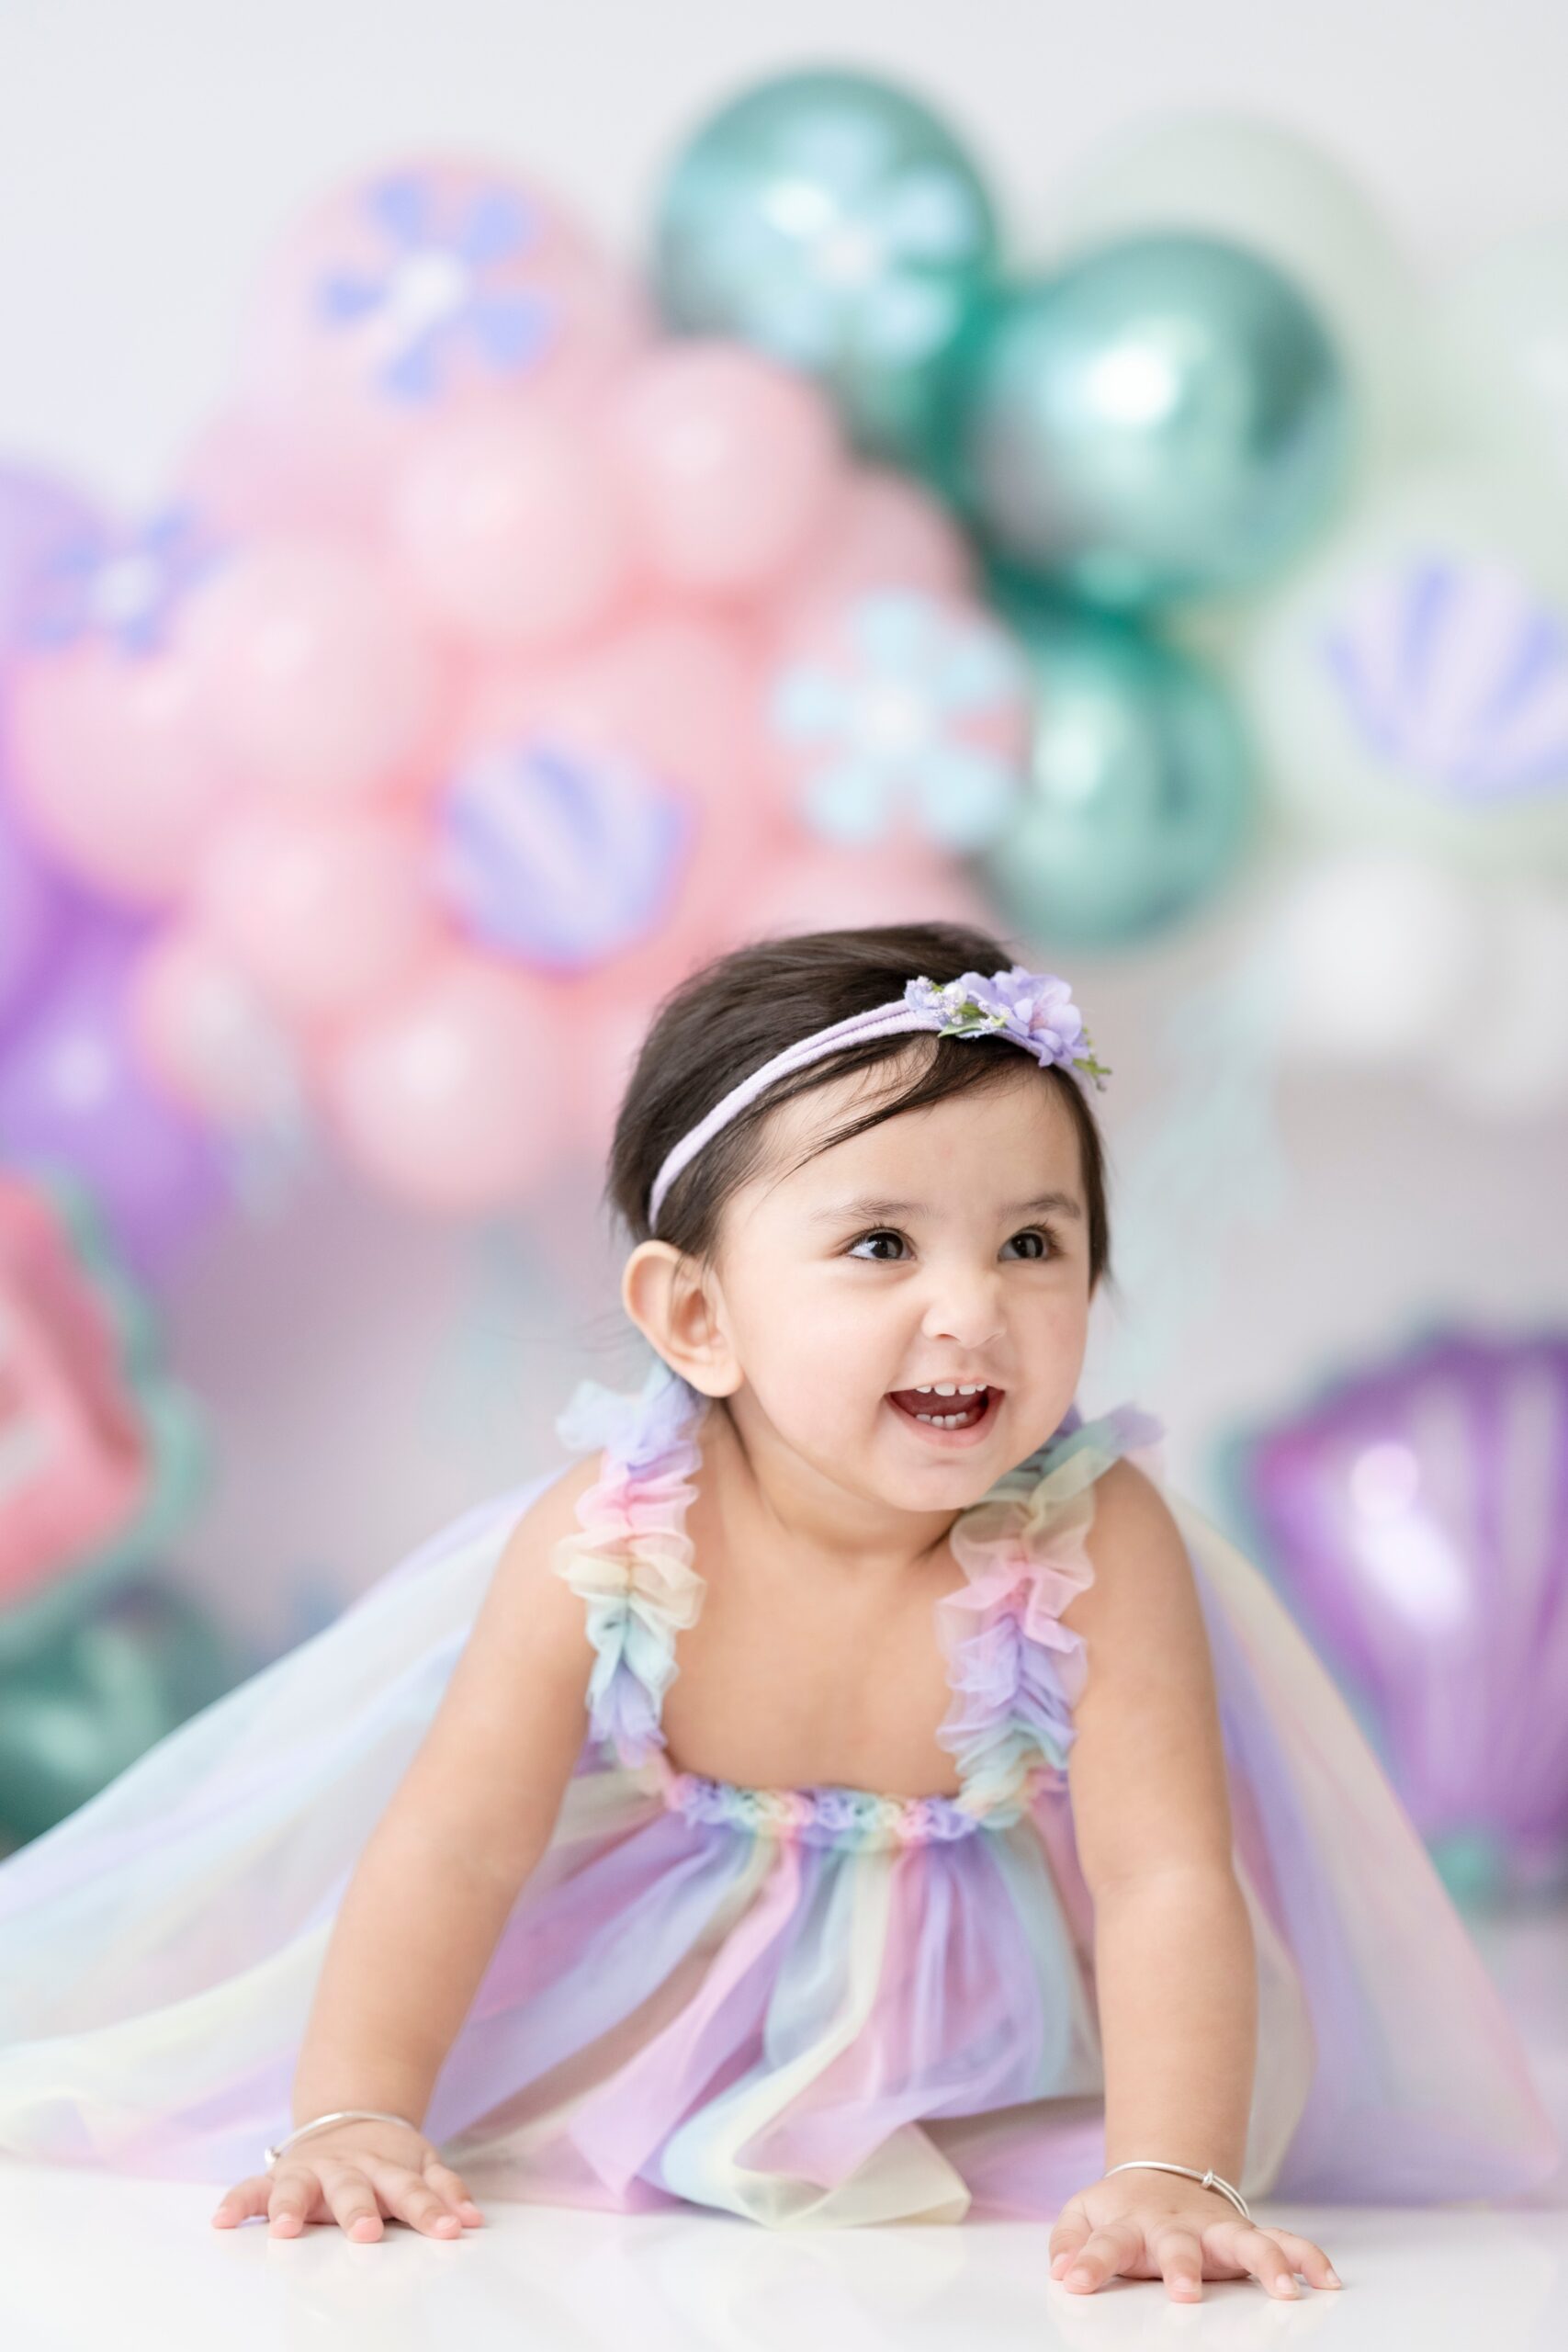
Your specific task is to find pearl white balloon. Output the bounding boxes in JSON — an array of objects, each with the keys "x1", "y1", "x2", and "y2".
[
  {"x1": 1424, "y1": 881, "x2": 1568, "y2": 1119},
  {"x1": 1256, "y1": 850, "x2": 1486, "y2": 1068}
]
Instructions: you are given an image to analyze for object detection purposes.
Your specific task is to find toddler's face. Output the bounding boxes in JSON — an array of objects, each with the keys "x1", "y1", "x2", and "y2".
[{"x1": 708, "y1": 1057, "x2": 1093, "y2": 1501}]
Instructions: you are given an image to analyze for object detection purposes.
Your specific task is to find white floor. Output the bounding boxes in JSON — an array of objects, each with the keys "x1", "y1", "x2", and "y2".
[{"x1": 4, "y1": 1899, "x2": 1566, "y2": 2352}]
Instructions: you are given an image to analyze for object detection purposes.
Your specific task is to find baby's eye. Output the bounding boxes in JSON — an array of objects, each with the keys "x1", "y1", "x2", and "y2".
[
  {"x1": 847, "y1": 1228, "x2": 908, "y2": 1261},
  {"x1": 846, "y1": 1227, "x2": 1058, "y2": 1262}
]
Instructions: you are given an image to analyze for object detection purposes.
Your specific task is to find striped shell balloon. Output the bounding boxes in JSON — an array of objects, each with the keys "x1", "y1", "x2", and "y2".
[
  {"x1": 436, "y1": 739, "x2": 695, "y2": 972},
  {"x1": 1240, "y1": 474, "x2": 1568, "y2": 877},
  {"x1": 1319, "y1": 554, "x2": 1568, "y2": 806}
]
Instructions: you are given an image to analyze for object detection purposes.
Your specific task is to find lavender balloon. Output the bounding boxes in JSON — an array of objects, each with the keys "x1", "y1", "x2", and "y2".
[
  {"x1": 0, "y1": 923, "x2": 229, "y2": 1283},
  {"x1": 1218, "y1": 1328, "x2": 1568, "y2": 1899},
  {"x1": 0, "y1": 786, "x2": 66, "y2": 1043}
]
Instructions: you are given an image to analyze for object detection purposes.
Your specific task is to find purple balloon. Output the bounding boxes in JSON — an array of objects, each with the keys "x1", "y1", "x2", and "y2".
[
  {"x1": 1224, "y1": 1329, "x2": 1568, "y2": 1890},
  {"x1": 0, "y1": 461, "x2": 101, "y2": 650},
  {"x1": 0, "y1": 781, "x2": 67, "y2": 1039},
  {"x1": 0, "y1": 922, "x2": 230, "y2": 1282}
]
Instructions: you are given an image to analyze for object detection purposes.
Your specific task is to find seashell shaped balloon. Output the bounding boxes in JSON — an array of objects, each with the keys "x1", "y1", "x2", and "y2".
[
  {"x1": 1237, "y1": 472, "x2": 1568, "y2": 879},
  {"x1": 1215, "y1": 1329, "x2": 1568, "y2": 1902},
  {"x1": 1321, "y1": 556, "x2": 1568, "y2": 806},
  {"x1": 435, "y1": 736, "x2": 696, "y2": 972}
]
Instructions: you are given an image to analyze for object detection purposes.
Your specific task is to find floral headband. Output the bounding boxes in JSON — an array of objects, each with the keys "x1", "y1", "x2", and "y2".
[{"x1": 648, "y1": 964, "x2": 1110, "y2": 1233}]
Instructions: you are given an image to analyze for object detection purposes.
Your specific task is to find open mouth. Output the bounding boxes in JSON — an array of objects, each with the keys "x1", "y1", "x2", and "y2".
[{"x1": 886, "y1": 1385, "x2": 1002, "y2": 1441}]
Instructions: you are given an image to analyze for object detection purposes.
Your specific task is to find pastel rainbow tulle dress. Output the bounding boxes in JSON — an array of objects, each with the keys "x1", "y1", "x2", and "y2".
[{"x1": 0, "y1": 1351, "x2": 1560, "y2": 2227}]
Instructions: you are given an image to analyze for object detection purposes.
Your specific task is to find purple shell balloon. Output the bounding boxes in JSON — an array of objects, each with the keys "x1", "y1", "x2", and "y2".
[
  {"x1": 1318, "y1": 555, "x2": 1568, "y2": 805},
  {"x1": 1220, "y1": 1329, "x2": 1568, "y2": 1895},
  {"x1": 434, "y1": 738, "x2": 695, "y2": 973}
]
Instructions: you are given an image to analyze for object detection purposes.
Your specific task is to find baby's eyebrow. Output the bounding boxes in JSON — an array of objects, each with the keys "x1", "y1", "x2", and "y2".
[{"x1": 807, "y1": 1191, "x2": 1085, "y2": 1225}]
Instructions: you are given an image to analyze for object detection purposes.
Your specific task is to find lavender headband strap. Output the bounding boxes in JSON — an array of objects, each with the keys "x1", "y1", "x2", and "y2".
[{"x1": 647, "y1": 966, "x2": 1110, "y2": 1234}]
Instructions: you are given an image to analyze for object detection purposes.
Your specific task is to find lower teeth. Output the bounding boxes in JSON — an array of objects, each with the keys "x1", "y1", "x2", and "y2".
[{"x1": 913, "y1": 1398, "x2": 984, "y2": 1428}]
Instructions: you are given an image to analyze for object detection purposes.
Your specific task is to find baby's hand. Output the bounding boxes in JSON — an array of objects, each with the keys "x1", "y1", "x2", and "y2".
[
  {"x1": 209, "y1": 2117, "x2": 485, "y2": 2241},
  {"x1": 1049, "y1": 2170, "x2": 1342, "y2": 2301}
]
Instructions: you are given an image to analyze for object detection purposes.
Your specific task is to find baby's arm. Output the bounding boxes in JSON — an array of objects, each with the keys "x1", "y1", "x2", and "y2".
[
  {"x1": 1059, "y1": 1460, "x2": 1255, "y2": 2183},
  {"x1": 215, "y1": 1455, "x2": 602, "y2": 2237}
]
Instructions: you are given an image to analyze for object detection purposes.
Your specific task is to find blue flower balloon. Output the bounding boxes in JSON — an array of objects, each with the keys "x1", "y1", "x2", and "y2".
[
  {"x1": 970, "y1": 583, "x2": 1258, "y2": 948},
  {"x1": 949, "y1": 233, "x2": 1355, "y2": 611},
  {"x1": 653, "y1": 69, "x2": 999, "y2": 465}
]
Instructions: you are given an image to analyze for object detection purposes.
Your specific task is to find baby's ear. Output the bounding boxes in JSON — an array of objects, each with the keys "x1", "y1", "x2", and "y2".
[{"x1": 621, "y1": 1240, "x2": 739, "y2": 1397}]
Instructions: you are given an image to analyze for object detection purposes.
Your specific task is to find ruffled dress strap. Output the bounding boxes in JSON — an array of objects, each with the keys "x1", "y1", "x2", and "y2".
[
  {"x1": 549, "y1": 1353, "x2": 711, "y2": 1767},
  {"x1": 935, "y1": 1401, "x2": 1167, "y2": 1825}
]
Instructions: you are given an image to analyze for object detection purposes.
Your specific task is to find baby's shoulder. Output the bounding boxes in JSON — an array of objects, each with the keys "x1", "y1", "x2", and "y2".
[
  {"x1": 496, "y1": 1451, "x2": 602, "y2": 1590},
  {"x1": 1057, "y1": 1453, "x2": 1192, "y2": 1637}
]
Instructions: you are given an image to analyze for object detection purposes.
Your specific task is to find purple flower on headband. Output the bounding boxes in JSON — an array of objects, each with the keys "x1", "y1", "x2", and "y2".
[{"x1": 905, "y1": 966, "x2": 1111, "y2": 1091}]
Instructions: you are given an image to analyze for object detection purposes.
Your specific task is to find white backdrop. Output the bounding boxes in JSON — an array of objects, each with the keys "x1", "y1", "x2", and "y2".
[{"x1": 1, "y1": 0, "x2": 1564, "y2": 1644}]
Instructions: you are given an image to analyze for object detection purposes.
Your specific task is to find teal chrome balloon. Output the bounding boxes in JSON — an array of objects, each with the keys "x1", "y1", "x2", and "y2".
[
  {"x1": 953, "y1": 233, "x2": 1354, "y2": 609},
  {"x1": 653, "y1": 68, "x2": 999, "y2": 465},
  {"x1": 0, "y1": 1580, "x2": 236, "y2": 1845},
  {"x1": 971, "y1": 585, "x2": 1258, "y2": 948}
]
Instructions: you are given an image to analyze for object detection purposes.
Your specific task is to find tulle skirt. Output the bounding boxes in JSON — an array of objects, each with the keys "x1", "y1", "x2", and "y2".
[{"x1": 0, "y1": 1472, "x2": 1561, "y2": 2227}]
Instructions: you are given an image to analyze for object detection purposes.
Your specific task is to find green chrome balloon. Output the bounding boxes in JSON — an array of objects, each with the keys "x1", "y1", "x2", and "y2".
[
  {"x1": 951, "y1": 233, "x2": 1354, "y2": 610},
  {"x1": 971, "y1": 583, "x2": 1258, "y2": 947},
  {"x1": 653, "y1": 68, "x2": 1000, "y2": 465}
]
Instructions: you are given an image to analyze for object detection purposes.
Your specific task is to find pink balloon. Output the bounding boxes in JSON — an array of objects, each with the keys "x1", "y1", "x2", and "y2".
[
  {"x1": 467, "y1": 611, "x2": 763, "y2": 802},
  {"x1": 233, "y1": 159, "x2": 649, "y2": 514},
  {"x1": 321, "y1": 950, "x2": 566, "y2": 1210},
  {"x1": 389, "y1": 400, "x2": 636, "y2": 650},
  {"x1": 611, "y1": 343, "x2": 846, "y2": 594},
  {"x1": 462, "y1": 614, "x2": 766, "y2": 976},
  {"x1": 178, "y1": 407, "x2": 378, "y2": 541},
  {"x1": 706, "y1": 833, "x2": 998, "y2": 952},
  {"x1": 195, "y1": 805, "x2": 444, "y2": 1025},
  {"x1": 5, "y1": 639, "x2": 238, "y2": 904},
  {"x1": 186, "y1": 537, "x2": 448, "y2": 801},
  {"x1": 757, "y1": 467, "x2": 976, "y2": 643},
  {"x1": 563, "y1": 989, "x2": 660, "y2": 1170},
  {"x1": 129, "y1": 924, "x2": 306, "y2": 1128}
]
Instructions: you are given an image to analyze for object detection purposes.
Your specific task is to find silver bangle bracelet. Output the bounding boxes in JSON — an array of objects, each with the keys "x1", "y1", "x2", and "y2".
[
  {"x1": 1102, "y1": 2159, "x2": 1251, "y2": 2222},
  {"x1": 264, "y1": 2108, "x2": 426, "y2": 2169}
]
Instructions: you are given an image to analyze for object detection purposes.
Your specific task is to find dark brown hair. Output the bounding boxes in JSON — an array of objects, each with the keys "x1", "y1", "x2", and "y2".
[{"x1": 604, "y1": 921, "x2": 1115, "y2": 1297}]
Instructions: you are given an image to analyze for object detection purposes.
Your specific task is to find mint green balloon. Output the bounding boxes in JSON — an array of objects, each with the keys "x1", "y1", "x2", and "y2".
[
  {"x1": 970, "y1": 585, "x2": 1258, "y2": 948},
  {"x1": 653, "y1": 69, "x2": 1000, "y2": 465},
  {"x1": 951, "y1": 233, "x2": 1354, "y2": 609}
]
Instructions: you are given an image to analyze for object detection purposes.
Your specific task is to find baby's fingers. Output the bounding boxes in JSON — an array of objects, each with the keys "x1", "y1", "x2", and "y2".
[
  {"x1": 1056, "y1": 2218, "x2": 1140, "y2": 2293},
  {"x1": 261, "y1": 2160, "x2": 323, "y2": 2237},
  {"x1": 322, "y1": 2165, "x2": 389, "y2": 2241},
  {"x1": 424, "y1": 2158, "x2": 485, "y2": 2225},
  {"x1": 365, "y1": 2160, "x2": 464, "y2": 2239},
  {"x1": 1265, "y1": 2226, "x2": 1343, "y2": 2289},
  {"x1": 1151, "y1": 2226, "x2": 1206, "y2": 2301},
  {"x1": 1209, "y1": 2222, "x2": 1301, "y2": 2299},
  {"x1": 209, "y1": 2176, "x2": 273, "y2": 2228}
]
